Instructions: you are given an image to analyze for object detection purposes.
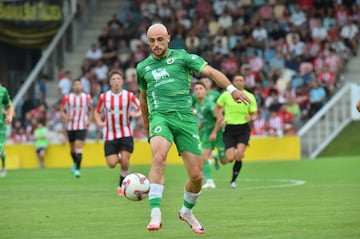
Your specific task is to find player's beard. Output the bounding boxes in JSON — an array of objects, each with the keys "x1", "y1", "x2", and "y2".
[{"x1": 152, "y1": 47, "x2": 167, "y2": 58}]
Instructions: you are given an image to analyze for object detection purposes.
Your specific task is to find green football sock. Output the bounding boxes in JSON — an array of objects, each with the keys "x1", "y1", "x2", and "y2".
[
  {"x1": 149, "y1": 198, "x2": 162, "y2": 209},
  {"x1": 203, "y1": 160, "x2": 213, "y2": 180}
]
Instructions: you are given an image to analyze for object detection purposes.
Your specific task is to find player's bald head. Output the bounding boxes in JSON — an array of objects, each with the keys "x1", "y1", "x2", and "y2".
[{"x1": 147, "y1": 23, "x2": 169, "y2": 36}]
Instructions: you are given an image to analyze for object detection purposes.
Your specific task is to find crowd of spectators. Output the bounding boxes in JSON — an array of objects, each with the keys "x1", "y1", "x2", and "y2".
[{"x1": 9, "y1": 0, "x2": 360, "y2": 144}]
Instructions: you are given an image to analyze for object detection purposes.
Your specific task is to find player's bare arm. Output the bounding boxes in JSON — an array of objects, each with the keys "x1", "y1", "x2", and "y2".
[
  {"x1": 209, "y1": 107, "x2": 224, "y2": 141},
  {"x1": 5, "y1": 103, "x2": 14, "y2": 124},
  {"x1": 139, "y1": 90, "x2": 150, "y2": 138},
  {"x1": 245, "y1": 111, "x2": 258, "y2": 122},
  {"x1": 201, "y1": 65, "x2": 251, "y2": 104},
  {"x1": 93, "y1": 109, "x2": 105, "y2": 128}
]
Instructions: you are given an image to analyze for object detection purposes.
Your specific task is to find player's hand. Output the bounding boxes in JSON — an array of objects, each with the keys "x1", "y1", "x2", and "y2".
[
  {"x1": 209, "y1": 132, "x2": 216, "y2": 141},
  {"x1": 66, "y1": 116, "x2": 73, "y2": 122},
  {"x1": 97, "y1": 121, "x2": 105, "y2": 128},
  {"x1": 231, "y1": 90, "x2": 251, "y2": 104},
  {"x1": 5, "y1": 115, "x2": 13, "y2": 125}
]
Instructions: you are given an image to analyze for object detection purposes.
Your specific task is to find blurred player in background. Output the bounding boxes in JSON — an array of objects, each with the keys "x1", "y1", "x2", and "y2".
[
  {"x1": 94, "y1": 70, "x2": 141, "y2": 196},
  {"x1": 34, "y1": 120, "x2": 49, "y2": 168},
  {"x1": 215, "y1": 75, "x2": 258, "y2": 189},
  {"x1": 0, "y1": 84, "x2": 14, "y2": 177},
  {"x1": 137, "y1": 23, "x2": 250, "y2": 234},
  {"x1": 61, "y1": 79, "x2": 93, "y2": 178},
  {"x1": 193, "y1": 81, "x2": 225, "y2": 189}
]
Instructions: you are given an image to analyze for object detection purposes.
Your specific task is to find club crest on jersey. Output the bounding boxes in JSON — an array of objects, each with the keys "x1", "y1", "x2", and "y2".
[
  {"x1": 152, "y1": 68, "x2": 170, "y2": 81},
  {"x1": 166, "y1": 57, "x2": 174, "y2": 64},
  {"x1": 154, "y1": 125, "x2": 162, "y2": 133},
  {"x1": 145, "y1": 66, "x2": 151, "y2": 72}
]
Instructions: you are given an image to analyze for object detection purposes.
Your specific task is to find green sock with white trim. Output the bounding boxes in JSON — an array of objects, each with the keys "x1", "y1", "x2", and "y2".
[{"x1": 180, "y1": 189, "x2": 201, "y2": 214}]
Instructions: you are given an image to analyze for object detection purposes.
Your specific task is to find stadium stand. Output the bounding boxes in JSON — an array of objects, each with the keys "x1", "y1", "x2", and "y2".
[{"x1": 10, "y1": 0, "x2": 360, "y2": 143}]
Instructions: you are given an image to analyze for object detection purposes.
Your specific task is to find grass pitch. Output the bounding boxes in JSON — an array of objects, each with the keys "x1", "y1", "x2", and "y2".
[{"x1": 0, "y1": 156, "x2": 359, "y2": 239}]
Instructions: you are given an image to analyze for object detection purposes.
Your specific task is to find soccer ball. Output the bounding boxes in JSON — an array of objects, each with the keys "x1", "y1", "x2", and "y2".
[{"x1": 121, "y1": 173, "x2": 150, "y2": 201}]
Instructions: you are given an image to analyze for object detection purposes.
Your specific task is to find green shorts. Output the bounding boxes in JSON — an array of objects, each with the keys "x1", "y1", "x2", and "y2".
[
  {"x1": 149, "y1": 112, "x2": 202, "y2": 156},
  {"x1": 200, "y1": 130, "x2": 225, "y2": 159}
]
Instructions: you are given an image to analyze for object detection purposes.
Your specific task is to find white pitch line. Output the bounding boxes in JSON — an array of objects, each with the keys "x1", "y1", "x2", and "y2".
[{"x1": 238, "y1": 178, "x2": 306, "y2": 190}]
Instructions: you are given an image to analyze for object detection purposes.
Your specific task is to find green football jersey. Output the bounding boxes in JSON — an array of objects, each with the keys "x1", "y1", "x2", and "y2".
[
  {"x1": 207, "y1": 89, "x2": 220, "y2": 103},
  {"x1": 34, "y1": 127, "x2": 49, "y2": 148},
  {"x1": 216, "y1": 90, "x2": 258, "y2": 125},
  {"x1": 194, "y1": 98, "x2": 216, "y2": 134},
  {"x1": 0, "y1": 86, "x2": 11, "y2": 125},
  {"x1": 137, "y1": 49, "x2": 208, "y2": 113}
]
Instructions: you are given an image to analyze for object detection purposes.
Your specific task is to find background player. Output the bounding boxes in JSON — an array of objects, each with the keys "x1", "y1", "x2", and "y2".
[
  {"x1": 61, "y1": 79, "x2": 93, "y2": 178},
  {"x1": 215, "y1": 75, "x2": 258, "y2": 189},
  {"x1": 94, "y1": 69, "x2": 141, "y2": 196},
  {"x1": 0, "y1": 84, "x2": 14, "y2": 177},
  {"x1": 193, "y1": 81, "x2": 225, "y2": 189}
]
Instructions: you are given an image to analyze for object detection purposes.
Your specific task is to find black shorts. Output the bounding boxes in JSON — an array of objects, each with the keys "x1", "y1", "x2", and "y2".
[
  {"x1": 104, "y1": 137, "x2": 134, "y2": 156},
  {"x1": 223, "y1": 124, "x2": 251, "y2": 150},
  {"x1": 36, "y1": 147, "x2": 46, "y2": 155},
  {"x1": 67, "y1": 130, "x2": 87, "y2": 143}
]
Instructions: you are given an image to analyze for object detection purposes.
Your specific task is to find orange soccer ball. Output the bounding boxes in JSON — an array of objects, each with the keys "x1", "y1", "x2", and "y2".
[{"x1": 357, "y1": 100, "x2": 360, "y2": 112}]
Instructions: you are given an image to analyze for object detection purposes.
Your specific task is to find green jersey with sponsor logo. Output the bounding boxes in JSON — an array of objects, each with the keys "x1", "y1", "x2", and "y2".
[
  {"x1": 137, "y1": 49, "x2": 208, "y2": 113},
  {"x1": 194, "y1": 98, "x2": 216, "y2": 135}
]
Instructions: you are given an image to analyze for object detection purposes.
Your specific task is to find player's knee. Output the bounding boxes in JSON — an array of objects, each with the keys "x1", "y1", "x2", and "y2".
[
  {"x1": 236, "y1": 152, "x2": 244, "y2": 161},
  {"x1": 190, "y1": 174, "x2": 203, "y2": 184}
]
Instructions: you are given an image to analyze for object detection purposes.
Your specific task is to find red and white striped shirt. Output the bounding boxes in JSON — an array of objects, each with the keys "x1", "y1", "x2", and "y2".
[
  {"x1": 61, "y1": 93, "x2": 92, "y2": 130},
  {"x1": 96, "y1": 90, "x2": 140, "y2": 141}
]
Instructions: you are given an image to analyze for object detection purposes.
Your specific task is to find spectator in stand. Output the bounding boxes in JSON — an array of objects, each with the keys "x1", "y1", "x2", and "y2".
[
  {"x1": 58, "y1": 70, "x2": 72, "y2": 99},
  {"x1": 270, "y1": 21, "x2": 287, "y2": 43},
  {"x1": 307, "y1": 38, "x2": 324, "y2": 59},
  {"x1": 331, "y1": 35, "x2": 351, "y2": 62},
  {"x1": 251, "y1": 21, "x2": 268, "y2": 50},
  {"x1": 220, "y1": 52, "x2": 238, "y2": 76},
  {"x1": 98, "y1": 27, "x2": 111, "y2": 50},
  {"x1": 265, "y1": 88, "x2": 284, "y2": 113},
  {"x1": 93, "y1": 59, "x2": 109, "y2": 93},
  {"x1": 289, "y1": 5, "x2": 307, "y2": 29},
  {"x1": 217, "y1": 7, "x2": 233, "y2": 35},
  {"x1": 269, "y1": 51, "x2": 286, "y2": 77},
  {"x1": 30, "y1": 103, "x2": 47, "y2": 125},
  {"x1": 251, "y1": 112, "x2": 268, "y2": 136},
  {"x1": 102, "y1": 38, "x2": 118, "y2": 66},
  {"x1": 267, "y1": 109, "x2": 284, "y2": 137},
  {"x1": 340, "y1": 18, "x2": 359, "y2": 56},
  {"x1": 308, "y1": 80, "x2": 327, "y2": 117},
  {"x1": 12, "y1": 119, "x2": 28, "y2": 143},
  {"x1": 312, "y1": 52, "x2": 326, "y2": 73},
  {"x1": 85, "y1": 43, "x2": 102, "y2": 64},
  {"x1": 36, "y1": 74, "x2": 48, "y2": 105},
  {"x1": 249, "y1": 51, "x2": 265, "y2": 74},
  {"x1": 242, "y1": 64, "x2": 257, "y2": 89},
  {"x1": 277, "y1": 105, "x2": 296, "y2": 135},
  {"x1": 118, "y1": 39, "x2": 132, "y2": 68},
  {"x1": 80, "y1": 71, "x2": 91, "y2": 94},
  {"x1": 213, "y1": 36, "x2": 229, "y2": 55},
  {"x1": 285, "y1": 96, "x2": 302, "y2": 130},
  {"x1": 317, "y1": 64, "x2": 336, "y2": 97},
  {"x1": 335, "y1": 4, "x2": 350, "y2": 27},
  {"x1": 290, "y1": 34, "x2": 306, "y2": 57},
  {"x1": 107, "y1": 13, "x2": 123, "y2": 36}
]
